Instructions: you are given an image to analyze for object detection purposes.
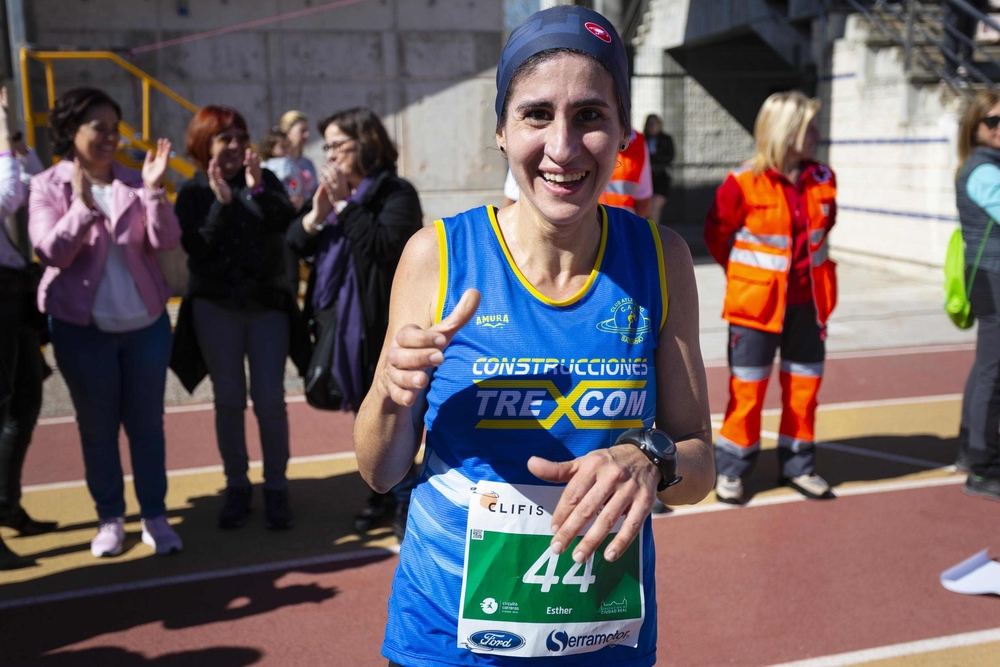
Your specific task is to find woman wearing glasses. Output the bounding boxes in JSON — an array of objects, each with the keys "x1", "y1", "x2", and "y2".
[
  {"x1": 287, "y1": 107, "x2": 422, "y2": 539},
  {"x1": 173, "y1": 105, "x2": 306, "y2": 530},
  {"x1": 28, "y1": 87, "x2": 182, "y2": 558},
  {"x1": 955, "y1": 90, "x2": 1000, "y2": 502}
]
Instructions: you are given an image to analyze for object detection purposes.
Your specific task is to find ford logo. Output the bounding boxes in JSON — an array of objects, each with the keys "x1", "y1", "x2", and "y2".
[{"x1": 468, "y1": 630, "x2": 525, "y2": 651}]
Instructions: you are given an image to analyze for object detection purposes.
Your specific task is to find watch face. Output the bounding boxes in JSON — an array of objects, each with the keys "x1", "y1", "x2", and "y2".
[{"x1": 648, "y1": 430, "x2": 676, "y2": 458}]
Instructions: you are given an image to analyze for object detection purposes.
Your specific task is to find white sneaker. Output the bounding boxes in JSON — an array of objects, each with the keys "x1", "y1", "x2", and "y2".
[
  {"x1": 91, "y1": 517, "x2": 125, "y2": 557},
  {"x1": 141, "y1": 515, "x2": 183, "y2": 555},
  {"x1": 784, "y1": 473, "x2": 832, "y2": 499},
  {"x1": 715, "y1": 475, "x2": 744, "y2": 504}
]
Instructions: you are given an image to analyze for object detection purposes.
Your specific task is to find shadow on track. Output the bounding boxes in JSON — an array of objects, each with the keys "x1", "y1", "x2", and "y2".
[
  {"x1": 26, "y1": 647, "x2": 262, "y2": 666},
  {"x1": 0, "y1": 470, "x2": 396, "y2": 665},
  {"x1": 741, "y1": 433, "x2": 962, "y2": 503}
]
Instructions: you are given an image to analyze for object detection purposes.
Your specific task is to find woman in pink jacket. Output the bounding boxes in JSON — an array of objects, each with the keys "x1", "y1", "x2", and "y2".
[{"x1": 28, "y1": 88, "x2": 182, "y2": 559}]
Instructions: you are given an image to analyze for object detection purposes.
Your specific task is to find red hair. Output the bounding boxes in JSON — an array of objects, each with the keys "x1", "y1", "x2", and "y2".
[{"x1": 185, "y1": 105, "x2": 249, "y2": 172}]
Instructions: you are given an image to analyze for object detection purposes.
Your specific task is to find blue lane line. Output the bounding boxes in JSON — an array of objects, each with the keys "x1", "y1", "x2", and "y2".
[
  {"x1": 839, "y1": 204, "x2": 958, "y2": 222},
  {"x1": 822, "y1": 137, "x2": 950, "y2": 145},
  {"x1": 819, "y1": 72, "x2": 857, "y2": 81}
]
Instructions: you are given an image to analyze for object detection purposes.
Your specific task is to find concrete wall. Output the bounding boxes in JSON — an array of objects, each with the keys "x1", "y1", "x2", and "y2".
[
  {"x1": 20, "y1": 0, "x2": 510, "y2": 222},
  {"x1": 824, "y1": 15, "x2": 960, "y2": 268}
]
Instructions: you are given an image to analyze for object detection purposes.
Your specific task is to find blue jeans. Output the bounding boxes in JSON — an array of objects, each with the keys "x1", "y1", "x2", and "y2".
[
  {"x1": 50, "y1": 312, "x2": 172, "y2": 520},
  {"x1": 192, "y1": 299, "x2": 290, "y2": 490}
]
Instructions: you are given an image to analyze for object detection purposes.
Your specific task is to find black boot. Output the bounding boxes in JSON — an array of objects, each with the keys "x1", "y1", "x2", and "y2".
[
  {"x1": 394, "y1": 500, "x2": 410, "y2": 542},
  {"x1": 217, "y1": 486, "x2": 252, "y2": 529},
  {"x1": 0, "y1": 506, "x2": 58, "y2": 536},
  {"x1": 354, "y1": 492, "x2": 396, "y2": 532},
  {"x1": 0, "y1": 535, "x2": 34, "y2": 571},
  {"x1": 264, "y1": 488, "x2": 295, "y2": 530}
]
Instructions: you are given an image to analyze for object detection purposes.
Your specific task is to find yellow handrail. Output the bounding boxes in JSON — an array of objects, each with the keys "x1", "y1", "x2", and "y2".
[{"x1": 19, "y1": 47, "x2": 198, "y2": 184}]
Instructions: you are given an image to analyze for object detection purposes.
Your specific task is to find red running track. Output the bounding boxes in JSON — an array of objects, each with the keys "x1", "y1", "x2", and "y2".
[{"x1": 22, "y1": 347, "x2": 975, "y2": 487}]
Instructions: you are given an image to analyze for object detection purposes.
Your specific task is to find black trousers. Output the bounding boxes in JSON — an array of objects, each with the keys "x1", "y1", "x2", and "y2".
[
  {"x1": 959, "y1": 267, "x2": 1000, "y2": 478},
  {"x1": 942, "y1": 0, "x2": 990, "y2": 75},
  {"x1": 0, "y1": 288, "x2": 44, "y2": 515}
]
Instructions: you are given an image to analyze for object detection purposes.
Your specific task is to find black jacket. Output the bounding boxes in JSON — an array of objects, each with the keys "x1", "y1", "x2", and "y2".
[
  {"x1": 287, "y1": 169, "x2": 422, "y2": 395},
  {"x1": 170, "y1": 169, "x2": 309, "y2": 393}
]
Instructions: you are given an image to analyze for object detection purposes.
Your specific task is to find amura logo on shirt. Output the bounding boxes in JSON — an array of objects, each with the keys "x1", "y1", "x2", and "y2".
[{"x1": 476, "y1": 313, "x2": 510, "y2": 328}]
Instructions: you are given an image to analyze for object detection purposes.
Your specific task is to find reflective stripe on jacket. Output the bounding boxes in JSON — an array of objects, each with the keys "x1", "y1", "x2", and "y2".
[
  {"x1": 713, "y1": 164, "x2": 838, "y2": 333},
  {"x1": 599, "y1": 131, "x2": 646, "y2": 212}
]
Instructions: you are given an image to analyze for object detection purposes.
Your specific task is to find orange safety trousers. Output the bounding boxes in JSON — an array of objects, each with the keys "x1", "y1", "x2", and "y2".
[{"x1": 715, "y1": 303, "x2": 824, "y2": 479}]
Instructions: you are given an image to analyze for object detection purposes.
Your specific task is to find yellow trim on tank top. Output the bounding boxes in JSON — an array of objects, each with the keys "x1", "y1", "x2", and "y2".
[
  {"x1": 486, "y1": 204, "x2": 608, "y2": 308},
  {"x1": 434, "y1": 219, "x2": 448, "y2": 324},
  {"x1": 648, "y1": 218, "x2": 668, "y2": 331}
]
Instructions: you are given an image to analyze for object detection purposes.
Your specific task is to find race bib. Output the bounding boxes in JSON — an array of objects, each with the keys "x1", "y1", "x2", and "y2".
[{"x1": 457, "y1": 480, "x2": 645, "y2": 658}]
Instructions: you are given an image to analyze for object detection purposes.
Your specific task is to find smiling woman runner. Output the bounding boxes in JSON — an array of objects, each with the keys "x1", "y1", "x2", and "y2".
[{"x1": 353, "y1": 6, "x2": 714, "y2": 666}]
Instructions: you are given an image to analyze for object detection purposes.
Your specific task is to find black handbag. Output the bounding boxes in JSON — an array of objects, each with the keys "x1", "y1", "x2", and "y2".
[{"x1": 304, "y1": 304, "x2": 345, "y2": 411}]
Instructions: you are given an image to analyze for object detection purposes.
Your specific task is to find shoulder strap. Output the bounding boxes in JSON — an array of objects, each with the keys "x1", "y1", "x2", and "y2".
[{"x1": 967, "y1": 217, "x2": 996, "y2": 298}]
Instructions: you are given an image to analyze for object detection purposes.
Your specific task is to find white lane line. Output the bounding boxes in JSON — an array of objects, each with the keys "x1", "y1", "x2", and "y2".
[
  {"x1": 36, "y1": 394, "x2": 309, "y2": 427},
  {"x1": 816, "y1": 441, "x2": 943, "y2": 469},
  {"x1": 22, "y1": 451, "x2": 357, "y2": 494},
  {"x1": 708, "y1": 422, "x2": 949, "y2": 470},
  {"x1": 30, "y1": 394, "x2": 960, "y2": 493},
  {"x1": 702, "y1": 342, "x2": 975, "y2": 369},
  {"x1": 765, "y1": 627, "x2": 1000, "y2": 667},
  {"x1": 654, "y1": 475, "x2": 966, "y2": 520},
  {"x1": 0, "y1": 545, "x2": 400, "y2": 612}
]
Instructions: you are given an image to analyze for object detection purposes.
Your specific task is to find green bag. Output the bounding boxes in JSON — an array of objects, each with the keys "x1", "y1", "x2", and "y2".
[{"x1": 945, "y1": 218, "x2": 994, "y2": 329}]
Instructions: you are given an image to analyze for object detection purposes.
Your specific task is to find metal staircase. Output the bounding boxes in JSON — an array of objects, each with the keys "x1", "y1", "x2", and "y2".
[
  {"x1": 18, "y1": 48, "x2": 198, "y2": 199},
  {"x1": 845, "y1": 0, "x2": 1000, "y2": 95}
]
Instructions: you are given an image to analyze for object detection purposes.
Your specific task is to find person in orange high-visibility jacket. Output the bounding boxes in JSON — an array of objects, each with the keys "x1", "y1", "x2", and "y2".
[
  {"x1": 704, "y1": 91, "x2": 837, "y2": 504},
  {"x1": 601, "y1": 129, "x2": 653, "y2": 217}
]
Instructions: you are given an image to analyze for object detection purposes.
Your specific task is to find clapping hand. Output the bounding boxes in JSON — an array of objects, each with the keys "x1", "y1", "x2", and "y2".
[
  {"x1": 142, "y1": 138, "x2": 171, "y2": 190},
  {"x1": 322, "y1": 161, "x2": 350, "y2": 202},
  {"x1": 71, "y1": 157, "x2": 96, "y2": 210},
  {"x1": 244, "y1": 148, "x2": 263, "y2": 191},
  {"x1": 207, "y1": 156, "x2": 232, "y2": 204},
  {"x1": 381, "y1": 288, "x2": 481, "y2": 407}
]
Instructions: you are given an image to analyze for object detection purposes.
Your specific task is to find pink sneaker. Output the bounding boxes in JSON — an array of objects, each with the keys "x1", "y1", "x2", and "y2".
[
  {"x1": 91, "y1": 517, "x2": 125, "y2": 557},
  {"x1": 141, "y1": 515, "x2": 183, "y2": 555}
]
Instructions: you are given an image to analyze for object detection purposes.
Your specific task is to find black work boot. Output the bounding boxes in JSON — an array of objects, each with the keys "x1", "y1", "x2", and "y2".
[
  {"x1": 0, "y1": 535, "x2": 34, "y2": 571},
  {"x1": 0, "y1": 506, "x2": 58, "y2": 536},
  {"x1": 354, "y1": 492, "x2": 396, "y2": 532},
  {"x1": 964, "y1": 474, "x2": 1000, "y2": 502},
  {"x1": 264, "y1": 489, "x2": 295, "y2": 530},
  {"x1": 217, "y1": 486, "x2": 252, "y2": 529}
]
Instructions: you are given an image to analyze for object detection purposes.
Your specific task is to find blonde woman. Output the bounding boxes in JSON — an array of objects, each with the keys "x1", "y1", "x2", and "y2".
[
  {"x1": 704, "y1": 91, "x2": 837, "y2": 504},
  {"x1": 955, "y1": 90, "x2": 1000, "y2": 502},
  {"x1": 278, "y1": 110, "x2": 317, "y2": 199}
]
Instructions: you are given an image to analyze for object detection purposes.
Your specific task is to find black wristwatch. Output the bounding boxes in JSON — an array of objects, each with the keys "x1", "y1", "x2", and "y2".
[{"x1": 615, "y1": 428, "x2": 682, "y2": 492}]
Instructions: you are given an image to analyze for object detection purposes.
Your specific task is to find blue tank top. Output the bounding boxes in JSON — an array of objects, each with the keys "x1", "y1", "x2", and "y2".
[{"x1": 383, "y1": 205, "x2": 667, "y2": 667}]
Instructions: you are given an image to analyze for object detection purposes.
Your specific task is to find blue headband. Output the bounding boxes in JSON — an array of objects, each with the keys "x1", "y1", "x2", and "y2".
[{"x1": 496, "y1": 6, "x2": 630, "y2": 127}]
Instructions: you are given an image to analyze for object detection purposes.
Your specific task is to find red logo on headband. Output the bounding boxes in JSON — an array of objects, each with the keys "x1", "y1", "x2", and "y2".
[{"x1": 585, "y1": 22, "x2": 612, "y2": 43}]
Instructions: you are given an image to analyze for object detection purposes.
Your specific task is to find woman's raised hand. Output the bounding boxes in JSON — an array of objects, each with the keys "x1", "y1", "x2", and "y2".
[
  {"x1": 207, "y1": 156, "x2": 232, "y2": 204},
  {"x1": 244, "y1": 148, "x2": 263, "y2": 190},
  {"x1": 142, "y1": 138, "x2": 171, "y2": 190},
  {"x1": 381, "y1": 288, "x2": 481, "y2": 407},
  {"x1": 527, "y1": 442, "x2": 661, "y2": 565},
  {"x1": 71, "y1": 157, "x2": 96, "y2": 210}
]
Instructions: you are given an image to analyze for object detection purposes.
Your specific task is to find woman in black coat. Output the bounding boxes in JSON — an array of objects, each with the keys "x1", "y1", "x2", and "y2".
[
  {"x1": 286, "y1": 107, "x2": 422, "y2": 538},
  {"x1": 172, "y1": 105, "x2": 307, "y2": 532}
]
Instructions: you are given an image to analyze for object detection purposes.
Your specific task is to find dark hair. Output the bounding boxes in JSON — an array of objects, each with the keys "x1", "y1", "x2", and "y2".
[
  {"x1": 497, "y1": 48, "x2": 628, "y2": 131},
  {"x1": 258, "y1": 127, "x2": 287, "y2": 160},
  {"x1": 185, "y1": 105, "x2": 249, "y2": 172},
  {"x1": 318, "y1": 107, "x2": 398, "y2": 176},
  {"x1": 48, "y1": 87, "x2": 122, "y2": 158}
]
